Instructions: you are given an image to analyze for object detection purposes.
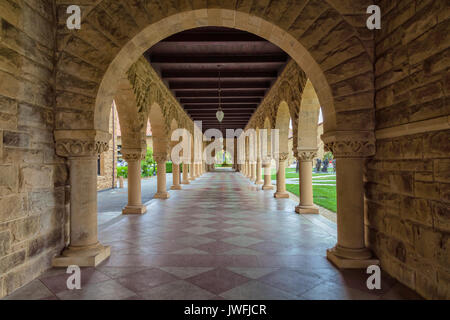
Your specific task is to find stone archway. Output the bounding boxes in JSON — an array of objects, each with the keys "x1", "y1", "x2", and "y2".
[
  {"x1": 54, "y1": 3, "x2": 376, "y2": 269},
  {"x1": 56, "y1": 4, "x2": 374, "y2": 140}
]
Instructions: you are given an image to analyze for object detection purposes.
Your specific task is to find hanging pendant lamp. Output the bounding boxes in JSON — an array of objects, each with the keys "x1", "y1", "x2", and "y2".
[{"x1": 216, "y1": 66, "x2": 224, "y2": 123}]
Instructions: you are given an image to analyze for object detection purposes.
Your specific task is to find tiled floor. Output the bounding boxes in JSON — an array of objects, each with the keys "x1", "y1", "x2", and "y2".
[{"x1": 3, "y1": 170, "x2": 422, "y2": 300}]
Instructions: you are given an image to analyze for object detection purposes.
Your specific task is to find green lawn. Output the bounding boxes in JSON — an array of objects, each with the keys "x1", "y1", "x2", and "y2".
[
  {"x1": 264, "y1": 167, "x2": 335, "y2": 180},
  {"x1": 286, "y1": 184, "x2": 337, "y2": 213},
  {"x1": 259, "y1": 167, "x2": 337, "y2": 212}
]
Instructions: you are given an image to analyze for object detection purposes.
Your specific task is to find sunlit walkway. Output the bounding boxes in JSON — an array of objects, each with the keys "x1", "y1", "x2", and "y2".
[{"x1": 4, "y1": 171, "x2": 420, "y2": 300}]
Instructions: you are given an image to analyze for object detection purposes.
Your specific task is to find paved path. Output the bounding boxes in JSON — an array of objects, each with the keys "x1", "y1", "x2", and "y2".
[
  {"x1": 4, "y1": 170, "x2": 421, "y2": 300},
  {"x1": 97, "y1": 173, "x2": 173, "y2": 226}
]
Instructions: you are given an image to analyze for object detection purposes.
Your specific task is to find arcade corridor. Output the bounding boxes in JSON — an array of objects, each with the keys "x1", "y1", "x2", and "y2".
[{"x1": 4, "y1": 171, "x2": 420, "y2": 300}]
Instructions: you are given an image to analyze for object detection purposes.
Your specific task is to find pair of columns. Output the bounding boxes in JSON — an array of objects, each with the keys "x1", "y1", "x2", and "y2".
[{"x1": 123, "y1": 149, "x2": 171, "y2": 211}]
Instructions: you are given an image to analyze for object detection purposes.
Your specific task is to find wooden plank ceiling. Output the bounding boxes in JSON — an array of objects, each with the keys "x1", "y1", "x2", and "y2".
[{"x1": 145, "y1": 27, "x2": 289, "y2": 133}]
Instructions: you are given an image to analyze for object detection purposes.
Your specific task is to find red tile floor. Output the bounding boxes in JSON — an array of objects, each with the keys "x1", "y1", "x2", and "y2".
[{"x1": 4, "y1": 170, "x2": 422, "y2": 300}]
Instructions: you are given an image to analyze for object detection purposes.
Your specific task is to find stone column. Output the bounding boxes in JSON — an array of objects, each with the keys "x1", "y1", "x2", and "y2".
[
  {"x1": 171, "y1": 162, "x2": 182, "y2": 190},
  {"x1": 262, "y1": 160, "x2": 274, "y2": 190},
  {"x1": 154, "y1": 153, "x2": 169, "y2": 199},
  {"x1": 255, "y1": 159, "x2": 263, "y2": 184},
  {"x1": 295, "y1": 149, "x2": 319, "y2": 214},
  {"x1": 250, "y1": 162, "x2": 256, "y2": 182},
  {"x1": 323, "y1": 132, "x2": 378, "y2": 268},
  {"x1": 189, "y1": 161, "x2": 196, "y2": 180},
  {"x1": 245, "y1": 160, "x2": 250, "y2": 178},
  {"x1": 122, "y1": 149, "x2": 147, "y2": 214},
  {"x1": 274, "y1": 152, "x2": 289, "y2": 198},
  {"x1": 181, "y1": 162, "x2": 190, "y2": 184},
  {"x1": 52, "y1": 130, "x2": 110, "y2": 267}
]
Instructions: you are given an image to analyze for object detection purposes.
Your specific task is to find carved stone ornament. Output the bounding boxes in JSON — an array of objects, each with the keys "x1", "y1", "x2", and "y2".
[
  {"x1": 275, "y1": 152, "x2": 289, "y2": 161},
  {"x1": 121, "y1": 148, "x2": 146, "y2": 162},
  {"x1": 321, "y1": 131, "x2": 376, "y2": 158},
  {"x1": 55, "y1": 130, "x2": 111, "y2": 158},
  {"x1": 297, "y1": 148, "x2": 317, "y2": 161},
  {"x1": 154, "y1": 152, "x2": 168, "y2": 163}
]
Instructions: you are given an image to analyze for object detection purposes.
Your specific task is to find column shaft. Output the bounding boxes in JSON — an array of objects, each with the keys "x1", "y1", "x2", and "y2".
[
  {"x1": 255, "y1": 159, "x2": 263, "y2": 184},
  {"x1": 171, "y1": 163, "x2": 181, "y2": 190},
  {"x1": 154, "y1": 157, "x2": 169, "y2": 199},
  {"x1": 53, "y1": 156, "x2": 110, "y2": 266},
  {"x1": 274, "y1": 156, "x2": 289, "y2": 198},
  {"x1": 295, "y1": 159, "x2": 318, "y2": 214},
  {"x1": 327, "y1": 158, "x2": 378, "y2": 268},
  {"x1": 262, "y1": 162, "x2": 274, "y2": 190},
  {"x1": 181, "y1": 163, "x2": 190, "y2": 184},
  {"x1": 250, "y1": 163, "x2": 256, "y2": 182},
  {"x1": 123, "y1": 158, "x2": 146, "y2": 214}
]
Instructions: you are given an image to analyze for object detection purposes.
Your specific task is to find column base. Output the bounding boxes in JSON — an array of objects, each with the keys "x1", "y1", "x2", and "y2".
[
  {"x1": 181, "y1": 180, "x2": 190, "y2": 185},
  {"x1": 326, "y1": 246, "x2": 379, "y2": 269},
  {"x1": 170, "y1": 185, "x2": 182, "y2": 190},
  {"x1": 255, "y1": 180, "x2": 264, "y2": 185},
  {"x1": 189, "y1": 177, "x2": 196, "y2": 181},
  {"x1": 295, "y1": 204, "x2": 319, "y2": 214},
  {"x1": 154, "y1": 192, "x2": 170, "y2": 199},
  {"x1": 274, "y1": 192, "x2": 289, "y2": 198},
  {"x1": 52, "y1": 243, "x2": 110, "y2": 267},
  {"x1": 262, "y1": 185, "x2": 274, "y2": 190},
  {"x1": 122, "y1": 205, "x2": 147, "y2": 215}
]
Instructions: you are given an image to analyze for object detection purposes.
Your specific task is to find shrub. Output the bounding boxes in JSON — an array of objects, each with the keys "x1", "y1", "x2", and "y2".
[
  {"x1": 166, "y1": 161, "x2": 173, "y2": 173},
  {"x1": 141, "y1": 147, "x2": 155, "y2": 177},
  {"x1": 117, "y1": 166, "x2": 128, "y2": 178}
]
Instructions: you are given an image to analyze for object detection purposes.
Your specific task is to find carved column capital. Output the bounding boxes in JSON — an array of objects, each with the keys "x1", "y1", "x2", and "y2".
[
  {"x1": 321, "y1": 131, "x2": 375, "y2": 158},
  {"x1": 154, "y1": 152, "x2": 168, "y2": 163},
  {"x1": 275, "y1": 152, "x2": 289, "y2": 161},
  {"x1": 297, "y1": 148, "x2": 317, "y2": 161},
  {"x1": 54, "y1": 130, "x2": 111, "y2": 158},
  {"x1": 121, "y1": 148, "x2": 145, "y2": 162}
]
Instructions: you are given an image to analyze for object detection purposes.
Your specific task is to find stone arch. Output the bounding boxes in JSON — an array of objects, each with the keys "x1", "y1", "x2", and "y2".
[
  {"x1": 148, "y1": 102, "x2": 168, "y2": 156},
  {"x1": 275, "y1": 101, "x2": 291, "y2": 155},
  {"x1": 55, "y1": 3, "x2": 375, "y2": 147},
  {"x1": 114, "y1": 77, "x2": 147, "y2": 150},
  {"x1": 297, "y1": 80, "x2": 321, "y2": 151}
]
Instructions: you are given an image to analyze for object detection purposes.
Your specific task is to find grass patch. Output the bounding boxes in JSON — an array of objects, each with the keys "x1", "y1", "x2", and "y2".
[{"x1": 286, "y1": 184, "x2": 337, "y2": 213}]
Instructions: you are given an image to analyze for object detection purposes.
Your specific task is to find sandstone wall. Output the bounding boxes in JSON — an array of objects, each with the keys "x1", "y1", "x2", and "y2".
[
  {"x1": 368, "y1": 0, "x2": 450, "y2": 299},
  {"x1": 0, "y1": 1, "x2": 67, "y2": 298}
]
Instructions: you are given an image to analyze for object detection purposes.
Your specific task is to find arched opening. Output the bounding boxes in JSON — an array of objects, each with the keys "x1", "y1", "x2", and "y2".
[{"x1": 53, "y1": 6, "x2": 377, "y2": 284}]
